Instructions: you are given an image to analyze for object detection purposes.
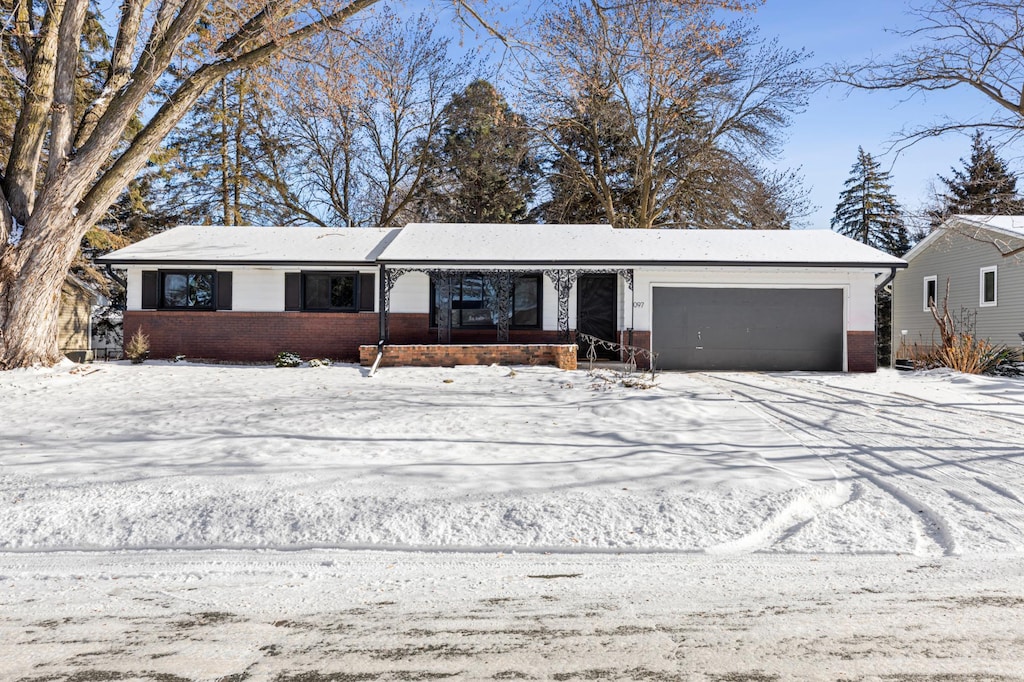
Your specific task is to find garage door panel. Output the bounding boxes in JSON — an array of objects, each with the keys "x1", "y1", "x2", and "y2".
[{"x1": 653, "y1": 288, "x2": 844, "y2": 371}]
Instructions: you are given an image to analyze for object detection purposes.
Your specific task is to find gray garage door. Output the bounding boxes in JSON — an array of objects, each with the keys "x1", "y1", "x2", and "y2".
[{"x1": 652, "y1": 287, "x2": 844, "y2": 371}]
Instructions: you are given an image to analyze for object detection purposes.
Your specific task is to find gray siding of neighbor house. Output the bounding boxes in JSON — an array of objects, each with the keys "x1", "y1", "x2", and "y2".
[{"x1": 893, "y1": 228, "x2": 1024, "y2": 358}]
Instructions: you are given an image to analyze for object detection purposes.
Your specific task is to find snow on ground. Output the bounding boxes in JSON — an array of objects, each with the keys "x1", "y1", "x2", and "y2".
[
  {"x1": 4, "y1": 550, "x2": 1024, "y2": 681},
  {"x1": 3, "y1": 361, "x2": 1024, "y2": 679},
  {"x1": 1, "y1": 361, "x2": 1022, "y2": 556}
]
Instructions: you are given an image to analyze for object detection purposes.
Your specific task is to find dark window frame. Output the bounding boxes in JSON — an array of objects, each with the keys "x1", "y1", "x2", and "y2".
[
  {"x1": 301, "y1": 271, "x2": 360, "y2": 312},
  {"x1": 429, "y1": 272, "x2": 543, "y2": 330},
  {"x1": 158, "y1": 270, "x2": 217, "y2": 310}
]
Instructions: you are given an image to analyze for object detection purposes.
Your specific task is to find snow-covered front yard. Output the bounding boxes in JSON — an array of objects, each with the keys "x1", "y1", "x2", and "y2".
[
  {"x1": 2, "y1": 361, "x2": 1023, "y2": 555},
  {"x1": 3, "y1": 361, "x2": 1024, "y2": 680}
]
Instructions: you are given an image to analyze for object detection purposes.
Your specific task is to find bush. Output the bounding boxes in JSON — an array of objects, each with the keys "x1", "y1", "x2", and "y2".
[
  {"x1": 307, "y1": 358, "x2": 332, "y2": 368},
  {"x1": 934, "y1": 334, "x2": 1015, "y2": 375},
  {"x1": 125, "y1": 329, "x2": 150, "y2": 364},
  {"x1": 275, "y1": 351, "x2": 302, "y2": 368}
]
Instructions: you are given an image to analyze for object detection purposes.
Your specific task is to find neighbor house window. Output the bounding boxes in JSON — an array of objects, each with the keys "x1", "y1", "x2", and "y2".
[
  {"x1": 923, "y1": 276, "x2": 937, "y2": 312},
  {"x1": 303, "y1": 272, "x2": 357, "y2": 311},
  {"x1": 980, "y1": 266, "x2": 997, "y2": 307},
  {"x1": 161, "y1": 271, "x2": 215, "y2": 309},
  {"x1": 431, "y1": 273, "x2": 542, "y2": 328}
]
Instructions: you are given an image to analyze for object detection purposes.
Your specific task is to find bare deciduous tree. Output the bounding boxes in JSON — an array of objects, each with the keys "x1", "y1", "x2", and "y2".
[
  {"x1": 530, "y1": 0, "x2": 811, "y2": 228},
  {"x1": 830, "y1": 0, "x2": 1024, "y2": 146},
  {"x1": 0, "y1": 0, "x2": 498, "y2": 368}
]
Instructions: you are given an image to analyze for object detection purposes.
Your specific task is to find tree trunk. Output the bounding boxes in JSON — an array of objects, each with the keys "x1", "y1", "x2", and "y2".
[{"x1": 0, "y1": 209, "x2": 82, "y2": 368}]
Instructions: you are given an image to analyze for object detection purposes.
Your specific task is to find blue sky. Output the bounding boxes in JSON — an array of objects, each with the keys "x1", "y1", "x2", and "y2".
[
  {"x1": 408, "y1": 0, "x2": 1008, "y2": 229},
  {"x1": 755, "y1": 1, "x2": 999, "y2": 229}
]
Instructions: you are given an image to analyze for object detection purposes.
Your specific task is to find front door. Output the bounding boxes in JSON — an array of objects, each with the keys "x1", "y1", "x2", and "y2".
[{"x1": 577, "y1": 274, "x2": 618, "y2": 358}]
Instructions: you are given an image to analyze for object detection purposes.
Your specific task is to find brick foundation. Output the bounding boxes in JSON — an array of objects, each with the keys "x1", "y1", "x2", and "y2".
[
  {"x1": 618, "y1": 330, "x2": 653, "y2": 369},
  {"x1": 361, "y1": 344, "x2": 578, "y2": 370},
  {"x1": 847, "y1": 330, "x2": 877, "y2": 373},
  {"x1": 125, "y1": 311, "x2": 379, "y2": 363}
]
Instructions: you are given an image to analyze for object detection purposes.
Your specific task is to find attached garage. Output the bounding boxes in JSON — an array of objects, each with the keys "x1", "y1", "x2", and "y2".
[{"x1": 652, "y1": 287, "x2": 845, "y2": 371}]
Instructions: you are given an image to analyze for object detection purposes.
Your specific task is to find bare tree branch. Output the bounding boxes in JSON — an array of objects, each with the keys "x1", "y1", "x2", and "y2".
[
  {"x1": 3, "y1": 1, "x2": 62, "y2": 221},
  {"x1": 74, "y1": 0, "x2": 147, "y2": 147},
  {"x1": 45, "y1": 0, "x2": 90, "y2": 184},
  {"x1": 828, "y1": 0, "x2": 1024, "y2": 147}
]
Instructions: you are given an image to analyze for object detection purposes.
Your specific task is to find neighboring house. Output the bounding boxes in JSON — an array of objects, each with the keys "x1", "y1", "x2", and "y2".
[
  {"x1": 893, "y1": 215, "x2": 1024, "y2": 360},
  {"x1": 59, "y1": 274, "x2": 98, "y2": 362},
  {"x1": 98, "y1": 223, "x2": 905, "y2": 372}
]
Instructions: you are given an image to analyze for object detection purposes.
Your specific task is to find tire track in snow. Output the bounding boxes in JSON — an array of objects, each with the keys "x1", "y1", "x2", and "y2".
[
  {"x1": 705, "y1": 482, "x2": 852, "y2": 555},
  {"x1": 750, "y1": 375, "x2": 1024, "y2": 540},
  {"x1": 692, "y1": 373, "x2": 1024, "y2": 556}
]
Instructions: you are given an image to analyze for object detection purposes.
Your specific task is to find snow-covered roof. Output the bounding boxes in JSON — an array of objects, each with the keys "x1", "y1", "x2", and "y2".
[
  {"x1": 902, "y1": 214, "x2": 1024, "y2": 261},
  {"x1": 953, "y1": 214, "x2": 1024, "y2": 236},
  {"x1": 378, "y1": 223, "x2": 906, "y2": 268},
  {"x1": 97, "y1": 225, "x2": 401, "y2": 266},
  {"x1": 98, "y1": 223, "x2": 905, "y2": 269}
]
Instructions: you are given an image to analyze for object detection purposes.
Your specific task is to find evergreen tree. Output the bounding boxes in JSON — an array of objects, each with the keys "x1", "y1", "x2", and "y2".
[
  {"x1": 930, "y1": 131, "x2": 1023, "y2": 225},
  {"x1": 831, "y1": 147, "x2": 910, "y2": 256},
  {"x1": 539, "y1": 87, "x2": 638, "y2": 225},
  {"x1": 412, "y1": 80, "x2": 540, "y2": 223}
]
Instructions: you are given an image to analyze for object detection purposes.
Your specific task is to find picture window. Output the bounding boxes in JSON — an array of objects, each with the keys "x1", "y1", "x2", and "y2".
[{"x1": 160, "y1": 271, "x2": 215, "y2": 309}]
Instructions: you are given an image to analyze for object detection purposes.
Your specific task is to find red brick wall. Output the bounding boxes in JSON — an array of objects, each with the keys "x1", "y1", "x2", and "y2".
[
  {"x1": 124, "y1": 311, "x2": 379, "y2": 363},
  {"x1": 847, "y1": 331, "x2": 877, "y2": 373},
  {"x1": 361, "y1": 344, "x2": 578, "y2": 370},
  {"x1": 618, "y1": 330, "x2": 652, "y2": 369}
]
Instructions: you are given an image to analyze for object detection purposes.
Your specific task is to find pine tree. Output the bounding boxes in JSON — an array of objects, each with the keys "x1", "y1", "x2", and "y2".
[
  {"x1": 831, "y1": 147, "x2": 910, "y2": 257},
  {"x1": 931, "y1": 131, "x2": 1023, "y2": 225},
  {"x1": 412, "y1": 80, "x2": 540, "y2": 223}
]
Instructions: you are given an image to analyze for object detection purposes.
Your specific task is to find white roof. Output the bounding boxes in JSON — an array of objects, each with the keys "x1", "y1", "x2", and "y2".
[
  {"x1": 902, "y1": 214, "x2": 1024, "y2": 261},
  {"x1": 378, "y1": 223, "x2": 906, "y2": 268},
  {"x1": 98, "y1": 223, "x2": 905, "y2": 269},
  {"x1": 98, "y1": 225, "x2": 401, "y2": 265},
  {"x1": 951, "y1": 214, "x2": 1024, "y2": 238}
]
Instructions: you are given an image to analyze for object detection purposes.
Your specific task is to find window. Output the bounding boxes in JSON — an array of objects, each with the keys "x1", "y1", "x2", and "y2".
[
  {"x1": 160, "y1": 271, "x2": 215, "y2": 309},
  {"x1": 285, "y1": 272, "x2": 374, "y2": 312},
  {"x1": 303, "y1": 273, "x2": 357, "y2": 311},
  {"x1": 923, "y1": 276, "x2": 937, "y2": 312},
  {"x1": 980, "y1": 266, "x2": 997, "y2": 307},
  {"x1": 431, "y1": 273, "x2": 542, "y2": 328}
]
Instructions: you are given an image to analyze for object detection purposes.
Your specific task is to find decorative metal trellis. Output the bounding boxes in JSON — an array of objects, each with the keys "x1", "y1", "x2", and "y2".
[
  {"x1": 382, "y1": 267, "x2": 635, "y2": 343},
  {"x1": 542, "y1": 269, "x2": 634, "y2": 342},
  {"x1": 577, "y1": 332, "x2": 657, "y2": 377}
]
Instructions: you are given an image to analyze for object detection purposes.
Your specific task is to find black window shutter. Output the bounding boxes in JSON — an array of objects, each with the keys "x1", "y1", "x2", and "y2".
[
  {"x1": 141, "y1": 271, "x2": 159, "y2": 309},
  {"x1": 359, "y1": 272, "x2": 375, "y2": 311},
  {"x1": 217, "y1": 272, "x2": 232, "y2": 310},
  {"x1": 285, "y1": 273, "x2": 301, "y2": 311}
]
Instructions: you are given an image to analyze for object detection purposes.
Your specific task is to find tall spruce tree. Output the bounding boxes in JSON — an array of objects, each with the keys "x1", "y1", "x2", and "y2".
[
  {"x1": 931, "y1": 131, "x2": 1023, "y2": 225},
  {"x1": 831, "y1": 147, "x2": 910, "y2": 257},
  {"x1": 411, "y1": 80, "x2": 540, "y2": 223}
]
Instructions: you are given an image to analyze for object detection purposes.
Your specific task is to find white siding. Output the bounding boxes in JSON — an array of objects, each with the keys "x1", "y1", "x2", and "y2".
[
  {"x1": 542, "y1": 276, "x2": 560, "y2": 331},
  {"x1": 126, "y1": 267, "x2": 143, "y2": 310},
  {"x1": 233, "y1": 269, "x2": 284, "y2": 311},
  {"x1": 630, "y1": 266, "x2": 874, "y2": 333},
  {"x1": 390, "y1": 272, "x2": 430, "y2": 314}
]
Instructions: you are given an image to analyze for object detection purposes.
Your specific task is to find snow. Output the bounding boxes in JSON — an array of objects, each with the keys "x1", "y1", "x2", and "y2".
[
  {"x1": 955, "y1": 213, "x2": 1024, "y2": 237},
  {"x1": 6, "y1": 215, "x2": 23, "y2": 246},
  {"x1": 1, "y1": 362, "x2": 1021, "y2": 556},
  {"x1": 99, "y1": 222, "x2": 905, "y2": 268},
  {"x1": 98, "y1": 225, "x2": 401, "y2": 265},
  {"x1": 3, "y1": 362, "x2": 1023, "y2": 677},
  {"x1": 384, "y1": 222, "x2": 907, "y2": 266}
]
